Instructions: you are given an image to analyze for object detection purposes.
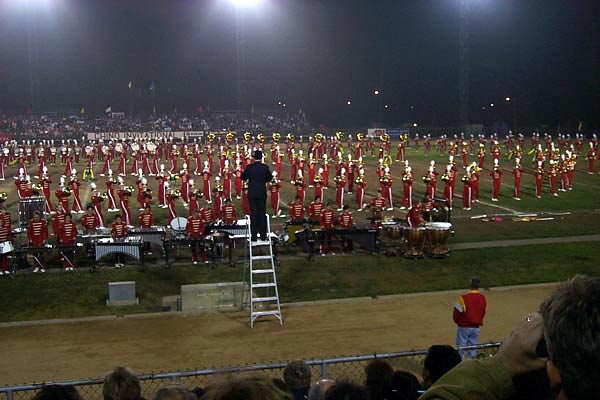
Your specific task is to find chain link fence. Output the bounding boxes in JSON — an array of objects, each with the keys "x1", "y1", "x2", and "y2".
[{"x1": 0, "y1": 343, "x2": 499, "y2": 400}]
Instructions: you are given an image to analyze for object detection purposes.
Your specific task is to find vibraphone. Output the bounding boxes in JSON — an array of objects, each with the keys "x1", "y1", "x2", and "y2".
[
  {"x1": 312, "y1": 228, "x2": 379, "y2": 253},
  {"x1": 95, "y1": 237, "x2": 144, "y2": 266},
  {"x1": 128, "y1": 227, "x2": 166, "y2": 250},
  {"x1": 18, "y1": 197, "x2": 46, "y2": 226}
]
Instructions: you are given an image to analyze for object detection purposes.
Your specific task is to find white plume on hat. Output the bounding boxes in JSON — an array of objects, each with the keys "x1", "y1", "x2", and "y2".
[{"x1": 90, "y1": 182, "x2": 97, "y2": 189}]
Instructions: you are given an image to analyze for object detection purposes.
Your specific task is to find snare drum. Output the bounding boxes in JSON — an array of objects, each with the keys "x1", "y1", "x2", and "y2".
[
  {"x1": 403, "y1": 227, "x2": 426, "y2": 258},
  {"x1": 425, "y1": 222, "x2": 452, "y2": 257}
]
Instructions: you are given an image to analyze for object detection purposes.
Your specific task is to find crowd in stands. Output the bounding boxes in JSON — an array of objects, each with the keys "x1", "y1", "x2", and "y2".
[
  {"x1": 25, "y1": 275, "x2": 600, "y2": 400},
  {"x1": 0, "y1": 110, "x2": 311, "y2": 139}
]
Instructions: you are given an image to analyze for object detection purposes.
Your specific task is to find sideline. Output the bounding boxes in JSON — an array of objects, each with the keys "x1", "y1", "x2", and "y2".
[
  {"x1": 0, "y1": 281, "x2": 560, "y2": 329},
  {"x1": 449, "y1": 234, "x2": 600, "y2": 250}
]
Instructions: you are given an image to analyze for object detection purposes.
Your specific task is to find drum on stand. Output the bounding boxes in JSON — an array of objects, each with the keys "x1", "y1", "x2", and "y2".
[
  {"x1": 403, "y1": 227, "x2": 426, "y2": 258},
  {"x1": 425, "y1": 222, "x2": 452, "y2": 257},
  {"x1": 19, "y1": 197, "x2": 46, "y2": 226},
  {"x1": 170, "y1": 217, "x2": 188, "y2": 240}
]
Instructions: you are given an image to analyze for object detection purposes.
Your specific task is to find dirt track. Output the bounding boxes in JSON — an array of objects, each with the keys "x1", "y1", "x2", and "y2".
[{"x1": 0, "y1": 283, "x2": 556, "y2": 385}]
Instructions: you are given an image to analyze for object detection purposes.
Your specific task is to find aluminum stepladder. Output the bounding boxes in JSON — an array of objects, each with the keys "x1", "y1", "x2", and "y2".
[{"x1": 246, "y1": 214, "x2": 283, "y2": 328}]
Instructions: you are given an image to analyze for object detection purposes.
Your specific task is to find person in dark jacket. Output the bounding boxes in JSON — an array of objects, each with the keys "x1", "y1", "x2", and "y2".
[{"x1": 241, "y1": 150, "x2": 273, "y2": 241}]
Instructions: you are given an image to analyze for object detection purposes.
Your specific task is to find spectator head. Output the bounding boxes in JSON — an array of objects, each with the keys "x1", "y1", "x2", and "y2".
[
  {"x1": 364, "y1": 360, "x2": 393, "y2": 400},
  {"x1": 32, "y1": 385, "x2": 83, "y2": 400},
  {"x1": 307, "y1": 379, "x2": 335, "y2": 400},
  {"x1": 388, "y1": 371, "x2": 420, "y2": 400},
  {"x1": 201, "y1": 375, "x2": 292, "y2": 400},
  {"x1": 422, "y1": 345, "x2": 462, "y2": 388},
  {"x1": 253, "y1": 150, "x2": 263, "y2": 160},
  {"x1": 540, "y1": 275, "x2": 600, "y2": 400},
  {"x1": 283, "y1": 360, "x2": 311, "y2": 400},
  {"x1": 470, "y1": 276, "x2": 481, "y2": 290},
  {"x1": 103, "y1": 367, "x2": 142, "y2": 400},
  {"x1": 153, "y1": 384, "x2": 195, "y2": 400},
  {"x1": 324, "y1": 382, "x2": 368, "y2": 400}
]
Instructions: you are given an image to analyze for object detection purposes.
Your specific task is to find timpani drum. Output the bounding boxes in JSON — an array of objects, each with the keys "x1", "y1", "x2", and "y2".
[
  {"x1": 382, "y1": 223, "x2": 402, "y2": 239},
  {"x1": 403, "y1": 227, "x2": 426, "y2": 258},
  {"x1": 425, "y1": 222, "x2": 452, "y2": 257},
  {"x1": 19, "y1": 196, "x2": 45, "y2": 225},
  {"x1": 170, "y1": 217, "x2": 188, "y2": 240}
]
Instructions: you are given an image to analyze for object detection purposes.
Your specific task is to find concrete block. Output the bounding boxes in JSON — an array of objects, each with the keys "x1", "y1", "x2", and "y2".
[
  {"x1": 107, "y1": 281, "x2": 139, "y2": 306},
  {"x1": 181, "y1": 282, "x2": 248, "y2": 312}
]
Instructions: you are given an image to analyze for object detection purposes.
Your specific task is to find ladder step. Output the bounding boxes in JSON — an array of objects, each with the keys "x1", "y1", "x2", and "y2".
[
  {"x1": 249, "y1": 240, "x2": 271, "y2": 247},
  {"x1": 251, "y1": 310, "x2": 281, "y2": 318},
  {"x1": 251, "y1": 255, "x2": 272, "y2": 261},
  {"x1": 252, "y1": 268, "x2": 275, "y2": 274},
  {"x1": 253, "y1": 283, "x2": 276, "y2": 288},
  {"x1": 252, "y1": 296, "x2": 279, "y2": 303}
]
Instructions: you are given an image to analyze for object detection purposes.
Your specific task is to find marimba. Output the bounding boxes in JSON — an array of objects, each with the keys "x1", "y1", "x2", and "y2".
[
  {"x1": 128, "y1": 226, "x2": 166, "y2": 247},
  {"x1": 312, "y1": 228, "x2": 379, "y2": 253}
]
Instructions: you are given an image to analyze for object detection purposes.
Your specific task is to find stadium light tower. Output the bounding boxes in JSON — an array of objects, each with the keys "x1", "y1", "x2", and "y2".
[{"x1": 459, "y1": 0, "x2": 471, "y2": 127}]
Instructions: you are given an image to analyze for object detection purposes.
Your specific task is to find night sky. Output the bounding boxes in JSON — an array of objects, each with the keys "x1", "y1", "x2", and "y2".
[{"x1": 0, "y1": 0, "x2": 598, "y2": 128}]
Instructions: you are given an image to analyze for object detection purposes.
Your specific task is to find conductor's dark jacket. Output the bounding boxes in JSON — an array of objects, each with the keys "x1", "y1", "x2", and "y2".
[{"x1": 241, "y1": 162, "x2": 272, "y2": 199}]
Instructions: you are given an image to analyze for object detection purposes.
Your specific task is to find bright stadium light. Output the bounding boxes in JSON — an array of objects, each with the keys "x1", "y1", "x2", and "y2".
[
  {"x1": 229, "y1": 0, "x2": 263, "y2": 8},
  {"x1": 347, "y1": 100, "x2": 352, "y2": 105}
]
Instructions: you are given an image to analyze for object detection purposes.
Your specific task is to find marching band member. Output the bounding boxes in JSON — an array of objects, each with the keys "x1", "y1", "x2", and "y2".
[
  {"x1": 156, "y1": 164, "x2": 168, "y2": 208},
  {"x1": 110, "y1": 214, "x2": 128, "y2": 268},
  {"x1": 212, "y1": 176, "x2": 224, "y2": 220},
  {"x1": 188, "y1": 190, "x2": 201, "y2": 217},
  {"x1": 200, "y1": 197, "x2": 215, "y2": 225},
  {"x1": 269, "y1": 171, "x2": 282, "y2": 218},
  {"x1": 221, "y1": 198, "x2": 238, "y2": 225},
  {"x1": 234, "y1": 160, "x2": 243, "y2": 199},
  {"x1": 288, "y1": 195, "x2": 306, "y2": 224},
  {"x1": 90, "y1": 183, "x2": 106, "y2": 227},
  {"x1": 15, "y1": 168, "x2": 31, "y2": 200},
  {"x1": 334, "y1": 170, "x2": 346, "y2": 211},
  {"x1": 222, "y1": 161, "x2": 232, "y2": 201},
  {"x1": 138, "y1": 205, "x2": 155, "y2": 253},
  {"x1": 117, "y1": 180, "x2": 133, "y2": 226},
  {"x1": 355, "y1": 168, "x2": 366, "y2": 211},
  {"x1": 586, "y1": 142, "x2": 596, "y2": 174},
  {"x1": 461, "y1": 168, "x2": 473, "y2": 211},
  {"x1": 166, "y1": 187, "x2": 178, "y2": 225},
  {"x1": 141, "y1": 180, "x2": 153, "y2": 209},
  {"x1": 27, "y1": 211, "x2": 49, "y2": 273},
  {"x1": 490, "y1": 160, "x2": 502, "y2": 202},
  {"x1": 55, "y1": 178, "x2": 71, "y2": 212},
  {"x1": 0, "y1": 208, "x2": 13, "y2": 275},
  {"x1": 512, "y1": 158, "x2": 523, "y2": 200},
  {"x1": 380, "y1": 167, "x2": 394, "y2": 211},
  {"x1": 186, "y1": 208, "x2": 207, "y2": 265},
  {"x1": 401, "y1": 166, "x2": 413, "y2": 210},
  {"x1": 407, "y1": 202, "x2": 424, "y2": 228},
  {"x1": 58, "y1": 213, "x2": 78, "y2": 271},
  {"x1": 548, "y1": 160, "x2": 559, "y2": 197},
  {"x1": 241, "y1": 181, "x2": 250, "y2": 216},
  {"x1": 338, "y1": 205, "x2": 354, "y2": 253},
  {"x1": 295, "y1": 171, "x2": 307, "y2": 205},
  {"x1": 201, "y1": 161, "x2": 212, "y2": 203},
  {"x1": 308, "y1": 195, "x2": 324, "y2": 223},
  {"x1": 180, "y1": 163, "x2": 191, "y2": 205},
  {"x1": 81, "y1": 205, "x2": 100, "y2": 233},
  {"x1": 69, "y1": 169, "x2": 85, "y2": 214},
  {"x1": 39, "y1": 167, "x2": 54, "y2": 214},
  {"x1": 319, "y1": 201, "x2": 335, "y2": 256},
  {"x1": 52, "y1": 204, "x2": 67, "y2": 241},
  {"x1": 106, "y1": 169, "x2": 120, "y2": 212},
  {"x1": 441, "y1": 165, "x2": 454, "y2": 210}
]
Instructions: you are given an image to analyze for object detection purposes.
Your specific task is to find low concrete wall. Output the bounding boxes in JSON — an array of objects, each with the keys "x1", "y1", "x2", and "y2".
[{"x1": 181, "y1": 282, "x2": 249, "y2": 312}]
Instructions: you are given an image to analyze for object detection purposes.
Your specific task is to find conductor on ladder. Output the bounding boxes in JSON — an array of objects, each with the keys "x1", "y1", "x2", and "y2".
[{"x1": 241, "y1": 150, "x2": 273, "y2": 241}]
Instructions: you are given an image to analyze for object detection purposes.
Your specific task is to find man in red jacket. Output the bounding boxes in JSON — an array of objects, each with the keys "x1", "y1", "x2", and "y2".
[
  {"x1": 58, "y1": 213, "x2": 78, "y2": 271},
  {"x1": 453, "y1": 276, "x2": 487, "y2": 358}
]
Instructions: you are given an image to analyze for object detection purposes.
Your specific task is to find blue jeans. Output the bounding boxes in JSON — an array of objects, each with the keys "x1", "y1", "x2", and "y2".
[{"x1": 456, "y1": 326, "x2": 480, "y2": 358}]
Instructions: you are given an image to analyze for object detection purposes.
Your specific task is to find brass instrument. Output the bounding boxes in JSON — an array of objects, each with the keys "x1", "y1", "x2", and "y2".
[
  {"x1": 226, "y1": 132, "x2": 235, "y2": 143},
  {"x1": 441, "y1": 173, "x2": 450, "y2": 182},
  {"x1": 125, "y1": 185, "x2": 135, "y2": 194},
  {"x1": 257, "y1": 133, "x2": 265, "y2": 143},
  {"x1": 171, "y1": 189, "x2": 181, "y2": 199},
  {"x1": 0, "y1": 192, "x2": 6, "y2": 202},
  {"x1": 380, "y1": 133, "x2": 390, "y2": 143},
  {"x1": 335, "y1": 131, "x2": 345, "y2": 141},
  {"x1": 356, "y1": 132, "x2": 364, "y2": 142},
  {"x1": 100, "y1": 192, "x2": 108, "y2": 199},
  {"x1": 272, "y1": 132, "x2": 281, "y2": 143},
  {"x1": 243, "y1": 132, "x2": 252, "y2": 142},
  {"x1": 422, "y1": 174, "x2": 432, "y2": 184},
  {"x1": 402, "y1": 174, "x2": 412, "y2": 182},
  {"x1": 314, "y1": 133, "x2": 323, "y2": 143},
  {"x1": 207, "y1": 133, "x2": 216, "y2": 143},
  {"x1": 287, "y1": 133, "x2": 295, "y2": 143}
]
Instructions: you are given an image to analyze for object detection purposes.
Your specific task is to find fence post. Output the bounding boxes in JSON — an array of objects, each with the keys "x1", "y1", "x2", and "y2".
[
  {"x1": 6, "y1": 390, "x2": 13, "y2": 400},
  {"x1": 320, "y1": 361, "x2": 327, "y2": 379}
]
